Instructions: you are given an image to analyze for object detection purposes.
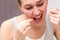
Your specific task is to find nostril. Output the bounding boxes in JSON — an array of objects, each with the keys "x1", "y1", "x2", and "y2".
[
  {"x1": 33, "y1": 10, "x2": 43, "y2": 16},
  {"x1": 33, "y1": 11, "x2": 40, "y2": 16},
  {"x1": 32, "y1": 9, "x2": 43, "y2": 17}
]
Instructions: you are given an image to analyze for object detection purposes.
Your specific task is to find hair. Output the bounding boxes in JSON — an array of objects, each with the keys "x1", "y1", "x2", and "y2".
[
  {"x1": 18, "y1": 0, "x2": 48, "y2": 6},
  {"x1": 18, "y1": 0, "x2": 21, "y2": 6}
]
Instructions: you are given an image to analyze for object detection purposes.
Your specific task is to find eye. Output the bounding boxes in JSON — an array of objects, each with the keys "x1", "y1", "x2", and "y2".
[
  {"x1": 25, "y1": 6, "x2": 33, "y2": 10},
  {"x1": 37, "y1": 2, "x2": 44, "y2": 7}
]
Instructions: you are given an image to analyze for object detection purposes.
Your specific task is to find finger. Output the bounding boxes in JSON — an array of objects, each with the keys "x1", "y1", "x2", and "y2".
[
  {"x1": 50, "y1": 19, "x2": 58, "y2": 25},
  {"x1": 23, "y1": 27, "x2": 31, "y2": 34},
  {"x1": 19, "y1": 22, "x2": 30, "y2": 32},
  {"x1": 22, "y1": 23, "x2": 31, "y2": 31},
  {"x1": 18, "y1": 19, "x2": 32, "y2": 26},
  {"x1": 50, "y1": 19, "x2": 60, "y2": 28},
  {"x1": 49, "y1": 12, "x2": 60, "y2": 18},
  {"x1": 49, "y1": 16, "x2": 60, "y2": 24},
  {"x1": 22, "y1": 19, "x2": 33, "y2": 23},
  {"x1": 17, "y1": 19, "x2": 32, "y2": 29},
  {"x1": 49, "y1": 16, "x2": 60, "y2": 21},
  {"x1": 50, "y1": 8, "x2": 60, "y2": 14}
]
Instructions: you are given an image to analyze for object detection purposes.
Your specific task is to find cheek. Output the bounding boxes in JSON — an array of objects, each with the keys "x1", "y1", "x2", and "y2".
[
  {"x1": 24, "y1": 11, "x2": 33, "y2": 18},
  {"x1": 42, "y1": 5, "x2": 47, "y2": 18},
  {"x1": 40, "y1": 2, "x2": 47, "y2": 13},
  {"x1": 40, "y1": 4, "x2": 47, "y2": 19},
  {"x1": 41, "y1": 5, "x2": 47, "y2": 12}
]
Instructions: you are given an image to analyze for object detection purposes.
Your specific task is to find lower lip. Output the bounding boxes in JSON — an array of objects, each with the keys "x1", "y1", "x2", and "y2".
[
  {"x1": 33, "y1": 16, "x2": 43, "y2": 24},
  {"x1": 35, "y1": 18, "x2": 42, "y2": 24}
]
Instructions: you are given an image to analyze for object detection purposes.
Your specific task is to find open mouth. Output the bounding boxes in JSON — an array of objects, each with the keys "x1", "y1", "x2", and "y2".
[{"x1": 33, "y1": 14, "x2": 43, "y2": 23}]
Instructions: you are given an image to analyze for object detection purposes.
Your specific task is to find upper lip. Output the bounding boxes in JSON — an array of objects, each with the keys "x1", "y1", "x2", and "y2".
[{"x1": 33, "y1": 14, "x2": 43, "y2": 20}]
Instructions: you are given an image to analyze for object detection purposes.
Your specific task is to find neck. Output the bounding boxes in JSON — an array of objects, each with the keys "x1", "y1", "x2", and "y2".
[
  {"x1": 26, "y1": 21, "x2": 46, "y2": 39},
  {"x1": 31, "y1": 20, "x2": 46, "y2": 30}
]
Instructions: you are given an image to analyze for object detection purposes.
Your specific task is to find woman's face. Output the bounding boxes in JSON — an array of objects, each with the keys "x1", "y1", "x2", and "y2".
[{"x1": 19, "y1": 0, "x2": 48, "y2": 26}]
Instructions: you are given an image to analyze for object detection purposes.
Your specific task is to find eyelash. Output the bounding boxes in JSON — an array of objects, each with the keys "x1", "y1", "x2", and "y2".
[
  {"x1": 37, "y1": 2, "x2": 44, "y2": 7},
  {"x1": 25, "y1": 6, "x2": 33, "y2": 10},
  {"x1": 25, "y1": 2, "x2": 44, "y2": 10}
]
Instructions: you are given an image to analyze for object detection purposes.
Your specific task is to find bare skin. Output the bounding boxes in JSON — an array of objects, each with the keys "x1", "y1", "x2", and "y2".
[
  {"x1": 1, "y1": 0, "x2": 60, "y2": 40},
  {"x1": 1, "y1": 14, "x2": 46, "y2": 40},
  {"x1": 49, "y1": 8, "x2": 60, "y2": 40}
]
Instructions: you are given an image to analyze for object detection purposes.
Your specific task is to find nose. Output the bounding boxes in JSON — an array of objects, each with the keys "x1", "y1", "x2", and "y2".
[{"x1": 33, "y1": 7, "x2": 41, "y2": 16}]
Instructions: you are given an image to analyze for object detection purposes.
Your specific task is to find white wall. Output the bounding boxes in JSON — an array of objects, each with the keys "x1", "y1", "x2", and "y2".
[{"x1": 47, "y1": 0, "x2": 60, "y2": 13}]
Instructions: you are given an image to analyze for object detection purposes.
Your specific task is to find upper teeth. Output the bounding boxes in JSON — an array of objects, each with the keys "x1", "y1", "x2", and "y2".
[{"x1": 35, "y1": 15, "x2": 41, "y2": 18}]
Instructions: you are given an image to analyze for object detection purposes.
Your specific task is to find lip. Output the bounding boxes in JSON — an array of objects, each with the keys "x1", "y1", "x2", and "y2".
[{"x1": 33, "y1": 14, "x2": 43, "y2": 23}]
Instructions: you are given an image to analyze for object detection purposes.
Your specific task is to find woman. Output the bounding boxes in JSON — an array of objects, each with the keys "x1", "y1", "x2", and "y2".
[{"x1": 1, "y1": 0, "x2": 60, "y2": 40}]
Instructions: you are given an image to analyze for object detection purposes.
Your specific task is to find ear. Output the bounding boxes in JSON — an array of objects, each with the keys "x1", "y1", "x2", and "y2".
[
  {"x1": 17, "y1": 2, "x2": 21, "y2": 9},
  {"x1": 17, "y1": 2, "x2": 24, "y2": 12}
]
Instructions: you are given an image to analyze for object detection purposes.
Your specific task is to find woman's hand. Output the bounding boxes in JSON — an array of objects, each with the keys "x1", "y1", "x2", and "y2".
[
  {"x1": 17, "y1": 19, "x2": 32, "y2": 34},
  {"x1": 48, "y1": 8, "x2": 60, "y2": 40},
  {"x1": 15, "y1": 19, "x2": 32, "y2": 40}
]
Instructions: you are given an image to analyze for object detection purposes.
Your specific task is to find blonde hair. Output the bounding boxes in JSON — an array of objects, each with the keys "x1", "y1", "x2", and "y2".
[
  {"x1": 18, "y1": 0, "x2": 21, "y2": 6},
  {"x1": 18, "y1": 0, "x2": 48, "y2": 6}
]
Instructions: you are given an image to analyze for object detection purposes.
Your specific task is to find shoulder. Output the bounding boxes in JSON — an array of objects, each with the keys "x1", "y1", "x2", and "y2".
[
  {"x1": 0, "y1": 18, "x2": 15, "y2": 39},
  {"x1": 1, "y1": 19, "x2": 13, "y2": 30},
  {"x1": 0, "y1": 18, "x2": 14, "y2": 40},
  {"x1": 0, "y1": 14, "x2": 26, "y2": 40},
  {"x1": 1, "y1": 14, "x2": 26, "y2": 31}
]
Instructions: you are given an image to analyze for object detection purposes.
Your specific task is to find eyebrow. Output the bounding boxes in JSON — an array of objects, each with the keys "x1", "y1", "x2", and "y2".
[
  {"x1": 24, "y1": 0, "x2": 44, "y2": 7},
  {"x1": 24, "y1": 4, "x2": 31, "y2": 7},
  {"x1": 37, "y1": 0, "x2": 44, "y2": 3}
]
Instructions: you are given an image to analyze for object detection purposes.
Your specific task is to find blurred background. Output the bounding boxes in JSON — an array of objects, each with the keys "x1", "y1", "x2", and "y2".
[
  {"x1": 0, "y1": 0, "x2": 22, "y2": 25},
  {"x1": 0, "y1": 0, "x2": 60, "y2": 25}
]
